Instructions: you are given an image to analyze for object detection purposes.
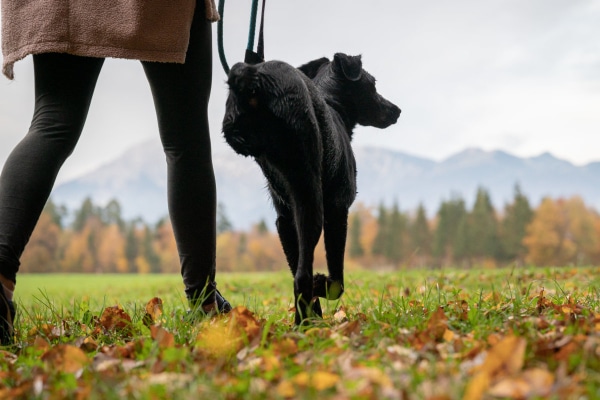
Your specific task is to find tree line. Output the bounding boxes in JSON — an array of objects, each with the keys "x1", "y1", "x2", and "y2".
[{"x1": 19, "y1": 186, "x2": 600, "y2": 274}]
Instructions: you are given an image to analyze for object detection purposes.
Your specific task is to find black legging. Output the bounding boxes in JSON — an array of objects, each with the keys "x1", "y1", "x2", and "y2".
[{"x1": 0, "y1": 6, "x2": 217, "y2": 304}]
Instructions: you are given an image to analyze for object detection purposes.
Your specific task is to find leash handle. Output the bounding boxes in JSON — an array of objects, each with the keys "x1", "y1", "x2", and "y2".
[
  {"x1": 245, "y1": 0, "x2": 266, "y2": 64},
  {"x1": 217, "y1": 0, "x2": 266, "y2": 76},
  {"x1": 217, "y1": 0, "x2": 230, "y2": 74}
]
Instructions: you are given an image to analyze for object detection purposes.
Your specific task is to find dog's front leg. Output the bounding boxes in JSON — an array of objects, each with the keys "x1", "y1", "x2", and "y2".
[{"x1": 292, "y1": 196, "x2": 323, "y2": 325}]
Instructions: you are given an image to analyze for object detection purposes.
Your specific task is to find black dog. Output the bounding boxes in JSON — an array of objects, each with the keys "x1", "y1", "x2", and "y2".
[{"x1": 222, "y1": 53, "x2": 400, "y2": 324}]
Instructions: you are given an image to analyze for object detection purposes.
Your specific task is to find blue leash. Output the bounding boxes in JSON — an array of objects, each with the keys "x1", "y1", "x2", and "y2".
[{"x1": 218, "y1": 0, "x2": 266, "y2": 75}]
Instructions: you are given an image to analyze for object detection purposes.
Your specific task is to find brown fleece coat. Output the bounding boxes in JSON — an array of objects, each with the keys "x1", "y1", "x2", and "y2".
[{"x1": 1, "y1": 0, "x2": 220, "y2": 79}]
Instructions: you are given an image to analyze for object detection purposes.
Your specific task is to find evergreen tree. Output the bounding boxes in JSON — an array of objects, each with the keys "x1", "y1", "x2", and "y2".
[
  {"x1": 125, "y1": 222, "x2": 139, "y2": 273},
  {"x1": 142, "y1": 226, "x2": 161, "y2": 273},
  {"x1": 410, "y1": 203, "x2": 432, "y2": 258},
  {"x1": 500, "y1": 184, "x2": 533, "y2": 262},
  {"x1": 217, "y1": 202, "x2": 233, "y2": 234},
  {"x1": 44, "y1": 198, "x2": 67, "y2": 229},
  {"x1": 433, "y1": 196, "x2": 467, "y2": 262},
  {"x1": 348, "y1": 212, "x2": 364, "y2": 258},
  {"x1": 72, "y1": 197, "x2": 97, "y2": 232},
  {"x1": 385, "y1": 202, "x2": 406, "y2": 265},
  {"x1": 102, "y1": 199, "x2": 125, "y2": 230},
  {"x1": 468, "y1": 187, "x2": 499, "y2": 260},
  {"x1": 255, "y1": 219, "x2": 269, "y2": 235},
  {"x1": 372, "y1": 203, "x2": 388, "y2": 257}
]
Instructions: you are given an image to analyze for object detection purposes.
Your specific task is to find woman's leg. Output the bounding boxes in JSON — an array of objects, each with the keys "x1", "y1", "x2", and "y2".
[
  {"x1": 0, "y1": 53, "x2": 104, "y2": 344},
  {"x1": 142, "y1": 6, "x2": 228, "y2": 311}
]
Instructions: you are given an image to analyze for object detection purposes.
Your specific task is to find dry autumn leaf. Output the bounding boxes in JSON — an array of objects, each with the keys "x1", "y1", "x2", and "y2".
[
  {"x1": 99, "y1": 305, "x2": 133, "y2": 334},
  {"x1": 150, "y1": 325, "x2": 175, "y2": 349},
  {"x1": 293, "y1": 371, "x2": 340, "y2": 391},
  {"x1": 195, "y1": 306, "x2": 262, "y2": 359},
  {"x1": 41, "y1": 344, "x2": 90, "y2": 374},
  {"x1": 143, "y1": 297, "x2": 163, "y2": 326}
]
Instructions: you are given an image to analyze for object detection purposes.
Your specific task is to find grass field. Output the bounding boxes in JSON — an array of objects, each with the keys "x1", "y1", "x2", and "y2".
[{"x1": 2, "y1": 267, "x2": 599, "y2": 399}]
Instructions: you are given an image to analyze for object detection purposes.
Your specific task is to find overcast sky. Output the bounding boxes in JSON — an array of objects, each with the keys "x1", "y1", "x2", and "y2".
[{"x1": 1, "y1": 0, "x2": 599, "y2": 184}]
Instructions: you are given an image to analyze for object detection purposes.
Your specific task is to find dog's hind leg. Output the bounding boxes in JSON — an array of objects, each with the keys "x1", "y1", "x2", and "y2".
[
  {"x1": 315, "y1": 205, "x2": 347, "y2": 300},
  {"x1": 272, "y1": 199, "x2": 299, "y2": 277},
  {"x1": 291, "y1": 195, "x2": 324, "y2": 325}
]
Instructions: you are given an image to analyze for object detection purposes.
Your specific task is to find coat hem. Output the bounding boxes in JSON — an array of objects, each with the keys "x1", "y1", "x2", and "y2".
[{"x1": 2, "y1": 42, "x2": 187, "y2": 80}]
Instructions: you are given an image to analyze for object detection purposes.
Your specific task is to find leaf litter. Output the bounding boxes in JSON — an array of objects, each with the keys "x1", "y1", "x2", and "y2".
[{"x1": 0, "y1": 267, "x2": 599, "y2": 399}]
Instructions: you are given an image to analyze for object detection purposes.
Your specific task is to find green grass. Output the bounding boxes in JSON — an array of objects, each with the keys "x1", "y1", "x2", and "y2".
[{"x1": 2, "y1": 267, "x2": 600, "y2": 399}]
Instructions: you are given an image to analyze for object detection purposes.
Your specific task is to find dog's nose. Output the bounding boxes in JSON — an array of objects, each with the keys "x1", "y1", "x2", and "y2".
[{"x1": 390, "y1": 105, "x2": 401, "y2": 122}]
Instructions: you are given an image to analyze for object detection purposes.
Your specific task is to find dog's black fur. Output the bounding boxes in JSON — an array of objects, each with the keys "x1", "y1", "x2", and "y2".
[{"x1": 223, "y1": 53, "x2": 401, "y2": 324}]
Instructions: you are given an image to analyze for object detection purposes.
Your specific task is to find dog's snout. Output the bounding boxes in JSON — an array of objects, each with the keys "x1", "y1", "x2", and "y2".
[{"x1": 389, "y1": 104, "x2": 401, "y2": 123}]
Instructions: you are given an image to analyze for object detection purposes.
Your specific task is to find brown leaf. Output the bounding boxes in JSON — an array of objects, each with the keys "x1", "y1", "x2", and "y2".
[
  {"x1": 32, "y1": 336, "x2": 51, "y2": 352},
  {"x1": 150, "y1": 325, "x2": 175, "y2": 349},
  {"x1": 143, "y1": 297, "x2": 163, "y2": 326},
  {"x1": 41, "y1": 344, "x2": 90, "y2": 374},
  {"x1": 336, "y1": 320, "x2": 361, "y2": 337},
  {"x1": 99, "y1": 305, "x2": 133, "y2": 334},
  {"x1": 272, "y1": 337, "x2": 298, "y2": 357},
  {"x1": 80, "y1": 337, "x2": 99, "y2": 352}
]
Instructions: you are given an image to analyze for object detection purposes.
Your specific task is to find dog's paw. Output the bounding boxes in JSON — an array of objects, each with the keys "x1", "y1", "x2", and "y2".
[{"x1": 313, "y1": 273, "x2": 344, "y2": 300}]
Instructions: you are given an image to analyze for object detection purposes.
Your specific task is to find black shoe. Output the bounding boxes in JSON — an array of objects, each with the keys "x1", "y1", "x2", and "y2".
[
  {"x1": 187, "y1": 282, "x2": 232, "y2": 317},
  {"x1": 215, "y1": 287, "x2": 232, "y2": 313},
  {"x1": 0, "y1": 285, "x2": 15, "y2": 346}
]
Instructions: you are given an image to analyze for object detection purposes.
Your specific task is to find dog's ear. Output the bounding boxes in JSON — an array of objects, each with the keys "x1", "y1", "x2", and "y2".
[
  {"x1": 298, "y1": 57, "x2": 330, "y2": 79},
  {"x1": 333, "y1": 53, "x2": 362, "y2": 81}
]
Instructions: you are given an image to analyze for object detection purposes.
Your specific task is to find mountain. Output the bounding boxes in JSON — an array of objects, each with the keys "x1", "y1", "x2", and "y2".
[{"x1": 51, "y1": 141, "x2": 600, "y2": 229}]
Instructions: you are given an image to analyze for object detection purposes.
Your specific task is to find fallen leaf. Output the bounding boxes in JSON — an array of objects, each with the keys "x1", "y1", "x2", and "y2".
[
  {"x1": 41, "y1": 344, "x2": 90, "y2": 374},
  {"x1": 150, "y1": 325, "x2": 175, "y2": 349},
  {"x1": 99, "y1": 305, "x2": 133, "y2": 335},
  {"x1": 488, "y1": 376, "x2": 530, "y2": 398},
  {"x1": 293, "y1": 371, "x2": 339, "y2": 391},
  {"x1": 143, "y1": 297, "x2": 163, "y2": 326},
  {"x1": 334, "y1": 308, "x2": 348, "y2": 323},
  {"x1": 276, "y1": 380, "x2": 296, "y2": 398},
  {"x1": 463, "y1": 372, "x2": 491, "y2": 400}
]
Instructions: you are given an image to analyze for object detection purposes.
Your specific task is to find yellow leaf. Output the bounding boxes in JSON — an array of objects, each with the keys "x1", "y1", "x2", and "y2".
[
  {"x1": 480, "y1": 335, "x2": 526, "y2": 376},
  {"x1": 463, "y1": 372, "x2": 490, "y2": 400},
  {"x1": 276, "y1": 380, "x2": 296, "y2": 398},
  {"x1": 488, "y1": 377, "x2": 530, "y2": 398},
  {"x1": 443, "y1": 329, "x2": 455, "y2": 342},
  {"x1": 293, "y1": 371, "x2": 339, "y2": 391},
  {"x1": 523, "y1": 368, "x2": 554, "y2": 396}
]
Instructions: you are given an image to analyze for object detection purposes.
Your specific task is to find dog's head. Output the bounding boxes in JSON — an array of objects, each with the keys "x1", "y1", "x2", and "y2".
[{"x1": 299, "y1": 53, "x2": 401, "y2": 129}]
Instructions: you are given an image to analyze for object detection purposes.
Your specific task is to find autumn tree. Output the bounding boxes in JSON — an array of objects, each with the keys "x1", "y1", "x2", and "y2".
[
  {"x1": 20, "y1": 206, "x2": 62, "y2": 273},
  {"x1": 523, "y1": 198, "x2": 575, "y2": 266}
]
